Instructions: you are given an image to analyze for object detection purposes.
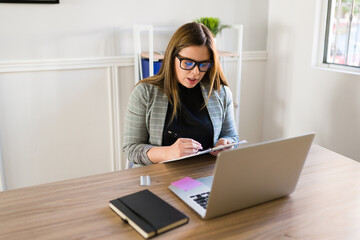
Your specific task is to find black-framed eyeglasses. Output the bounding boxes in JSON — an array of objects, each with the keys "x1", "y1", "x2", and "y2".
[{"x1": 176, "y1": 55, "x2": 213, "y2": 72}]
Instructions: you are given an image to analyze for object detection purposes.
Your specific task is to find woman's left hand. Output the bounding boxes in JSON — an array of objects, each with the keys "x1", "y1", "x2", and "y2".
[{"x1": 211, "y1": 138, "x2": 232, "y2": 156}]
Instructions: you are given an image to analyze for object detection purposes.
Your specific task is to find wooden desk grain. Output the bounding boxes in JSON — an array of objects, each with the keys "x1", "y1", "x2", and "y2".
[{"x1": 1, "y1": 145, "x2": 360, "y2": 240}]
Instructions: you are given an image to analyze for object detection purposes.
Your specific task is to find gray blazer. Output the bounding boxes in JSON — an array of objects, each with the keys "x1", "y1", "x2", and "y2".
[{"x1": 123, "y1": 81, "x2": 239, "y2": 167}]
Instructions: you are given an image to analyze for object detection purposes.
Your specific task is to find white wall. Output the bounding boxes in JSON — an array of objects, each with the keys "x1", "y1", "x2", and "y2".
[
  {"x1": 264, "y1": 0, "x2": 360, "y2": 161},
  {"x1": 0, "y1": 0, "x2": 268, "y2": 60},
  {"x1": 0, "y1": 0, "x2": 268, "y2": 190}
]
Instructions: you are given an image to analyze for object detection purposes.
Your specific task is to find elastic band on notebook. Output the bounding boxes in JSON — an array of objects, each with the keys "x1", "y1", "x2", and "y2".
[{"x1": 117, "y1": 198, "x2": 158, "y2": 236}]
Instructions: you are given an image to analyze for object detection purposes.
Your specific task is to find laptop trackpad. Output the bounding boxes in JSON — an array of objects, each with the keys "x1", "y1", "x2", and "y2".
[{"x1": 196, "y1": 176, "x2": 214, "y2": 188}]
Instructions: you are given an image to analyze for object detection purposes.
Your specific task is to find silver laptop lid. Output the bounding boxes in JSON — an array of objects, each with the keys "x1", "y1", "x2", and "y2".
[{"x1": 204, "y1": 133, "x2": 314, "y2": 219}]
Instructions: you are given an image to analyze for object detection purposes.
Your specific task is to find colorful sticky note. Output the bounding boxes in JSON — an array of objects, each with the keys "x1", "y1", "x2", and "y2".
[{"x1": 171, "y1": 177, "x2": 203, "y2": 191}]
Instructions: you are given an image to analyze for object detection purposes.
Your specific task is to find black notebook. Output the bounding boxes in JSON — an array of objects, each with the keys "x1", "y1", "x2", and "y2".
[{"x1": 109, "y1": 189, "x2": 189, "y2": 239}]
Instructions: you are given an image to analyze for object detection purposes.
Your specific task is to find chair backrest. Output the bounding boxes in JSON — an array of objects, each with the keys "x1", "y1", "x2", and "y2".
[{"x1": 125, "y1": 158, "x2": 133, "y2": 169}]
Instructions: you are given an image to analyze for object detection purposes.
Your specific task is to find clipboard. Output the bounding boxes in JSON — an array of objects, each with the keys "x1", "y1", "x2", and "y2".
[{"x1": 160, "y1": 140, "x2": 247, "y2": 163}]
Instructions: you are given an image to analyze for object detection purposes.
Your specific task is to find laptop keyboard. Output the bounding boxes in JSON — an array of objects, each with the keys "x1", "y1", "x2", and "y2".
[{"x1": 190, "y1": 192, "x2": 210, "y2": 209}]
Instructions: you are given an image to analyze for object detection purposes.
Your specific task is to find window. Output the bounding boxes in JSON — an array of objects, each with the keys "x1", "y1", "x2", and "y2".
[{"x1": 324, "y1": 0, "x2": 360, "y2": 67}]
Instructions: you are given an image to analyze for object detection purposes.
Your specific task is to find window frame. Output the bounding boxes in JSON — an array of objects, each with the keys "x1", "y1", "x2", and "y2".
[{"x1": 312, "y1": 0, "x2": 360, "y2": 75}]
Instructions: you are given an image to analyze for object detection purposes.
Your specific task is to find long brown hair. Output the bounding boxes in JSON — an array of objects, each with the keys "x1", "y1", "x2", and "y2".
[{"x1": 139, "y1": 22, "x2": 228, "y2": 121}]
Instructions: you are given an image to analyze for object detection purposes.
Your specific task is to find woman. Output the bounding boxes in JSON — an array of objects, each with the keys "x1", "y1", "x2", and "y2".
[{"x1": 123, "y1": 22, "x2": 239, "y2": 167}]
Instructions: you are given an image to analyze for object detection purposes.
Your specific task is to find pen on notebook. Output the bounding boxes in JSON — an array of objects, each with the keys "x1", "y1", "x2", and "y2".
[{"x1": 168, "y1": 130, "x2": 182, "y2": 139}]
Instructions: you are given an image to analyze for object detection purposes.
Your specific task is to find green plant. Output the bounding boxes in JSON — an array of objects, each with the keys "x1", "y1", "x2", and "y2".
[{"x1": 195, "y1": 17, "x2": 229, "y2": 37}]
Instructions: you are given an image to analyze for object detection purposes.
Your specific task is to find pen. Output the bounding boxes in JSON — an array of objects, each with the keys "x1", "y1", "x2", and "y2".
[
  {"x1": 168, "y1": 130, "x2": 182, "y2": 139},
  {"x1": 168, "y1": 130, "x2": 202, "y2": 153}
]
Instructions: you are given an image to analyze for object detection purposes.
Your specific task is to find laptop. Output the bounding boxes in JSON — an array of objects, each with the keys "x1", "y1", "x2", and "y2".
[{"x1": 168, "y1": 133, "x2": 315, "y2": 219}]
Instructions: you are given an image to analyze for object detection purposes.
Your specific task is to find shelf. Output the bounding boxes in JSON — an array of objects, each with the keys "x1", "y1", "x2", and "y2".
[
  {"x1": 140, "y1": 51, "x2": 164, "y2": 61},
  {"x1": 140, "y1": 50, "x2": 239, "y2": 61}
]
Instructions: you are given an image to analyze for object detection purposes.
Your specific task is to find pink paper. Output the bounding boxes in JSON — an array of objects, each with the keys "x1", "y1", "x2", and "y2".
[{"x1": 171, "y1": 177, "x2": 202, "y2": 191}]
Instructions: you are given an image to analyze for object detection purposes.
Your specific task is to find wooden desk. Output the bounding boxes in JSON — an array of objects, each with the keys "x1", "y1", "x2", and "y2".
[{"x1": 1, "y1": 144, "x2": 360, "y2": 239}]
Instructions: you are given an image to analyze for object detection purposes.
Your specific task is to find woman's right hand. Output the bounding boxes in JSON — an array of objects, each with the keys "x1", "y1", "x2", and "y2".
[
  {"x1": 166, "y1": 138, "x2": 203, "y2": 160},
  {"x1": 147, "y1": 138, "x2": 202, "y2": 163}
]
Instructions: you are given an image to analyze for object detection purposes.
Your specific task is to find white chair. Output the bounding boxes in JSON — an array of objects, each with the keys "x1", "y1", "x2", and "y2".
[{"x1": 125, "y1": 158, "x2": 133, "y2": 169}]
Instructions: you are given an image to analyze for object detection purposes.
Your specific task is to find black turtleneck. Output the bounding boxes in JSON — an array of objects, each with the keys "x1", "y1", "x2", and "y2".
[{"x1": 162, "y1": 83, "x2": 214, "y2": 149}]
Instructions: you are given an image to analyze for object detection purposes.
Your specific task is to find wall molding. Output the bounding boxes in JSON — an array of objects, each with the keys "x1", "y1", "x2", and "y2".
[
  {"x1": 0, "y1": 57, "x2": 128, "y2": 189},
  {"x1": 0, "y1": 56, "x2": 134, "y2": 73},
  {"x1": 0, "y1": 51, "x2": 267, "y2": 73},
  {"x1": 243, "y1": 51, "x2": 268, "y2": 61}
]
